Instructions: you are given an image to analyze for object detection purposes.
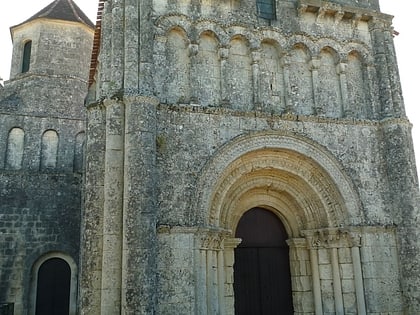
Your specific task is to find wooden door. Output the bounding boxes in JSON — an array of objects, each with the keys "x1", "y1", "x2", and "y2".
[
  {"x1": 234, "y1": 208, "x2": 293, "y2": 315},
  {"x1": 35, "y1": 258, "x2": 71, "y2": 315}
]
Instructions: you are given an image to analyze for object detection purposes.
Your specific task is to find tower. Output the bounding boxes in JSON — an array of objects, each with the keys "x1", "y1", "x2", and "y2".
[
  {"x1": 0, "y1": 0, "x2": 94, "y2": 314},
  {"x1": 81, "y1": 0, "x2": 420, "y2": 314}
]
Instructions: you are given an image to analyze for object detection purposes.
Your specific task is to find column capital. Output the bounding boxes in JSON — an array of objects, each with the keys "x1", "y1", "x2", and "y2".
[{"x1": 303, "y1": 227, "x2": 360, "y2": 249}]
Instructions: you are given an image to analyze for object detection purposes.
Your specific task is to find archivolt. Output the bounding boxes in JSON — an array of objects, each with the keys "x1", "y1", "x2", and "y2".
[{"x1": 193, "y1": 131, "x2": 363, "y2": 235}]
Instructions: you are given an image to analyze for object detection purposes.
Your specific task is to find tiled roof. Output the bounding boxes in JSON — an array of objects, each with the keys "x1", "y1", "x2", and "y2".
[
  {"x1": 89, "y1": 1, "x2": 105, "y2": 86},
  {"x1": 17, "y1": 0, "x2": 94, "y2": 28}
]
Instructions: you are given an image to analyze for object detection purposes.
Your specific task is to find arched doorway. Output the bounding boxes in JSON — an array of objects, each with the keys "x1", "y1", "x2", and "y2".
[
  {"x1": 234, "y1": 207, "x2": 293, "y2": 314},
  {"x1": 35, "y1": 257, "x2": 71, "y2": 315}
]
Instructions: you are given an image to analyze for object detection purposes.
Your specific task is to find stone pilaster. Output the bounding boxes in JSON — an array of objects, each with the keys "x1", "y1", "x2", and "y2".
[
  {"x1": 101, "y1": 99, "x2": 125, "y2": 314},
  {"x1": 79, "y1": 103, "x2": 106, "y2": 315},
  {"x1": 369, "y1": 17, "x2": 394, "y2": 117},
  {"x1": 122, "y1": 96, "x2": 158, "y2": 314}
]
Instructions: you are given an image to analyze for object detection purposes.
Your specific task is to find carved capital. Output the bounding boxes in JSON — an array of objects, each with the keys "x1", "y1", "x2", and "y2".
[
  {"x1": 189, "y1": 43, "x2": 199, "y2": 57},
  {"x1": 303, "y1": 228, "x2": 358, "y2": 249},
  {"x1": 219, "y1": 47, "x2": 229, "y2": 60}
]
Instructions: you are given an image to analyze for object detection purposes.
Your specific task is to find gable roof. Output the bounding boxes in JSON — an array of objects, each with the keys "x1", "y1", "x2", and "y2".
[{"x1": 14, "y1": 0, "x2": 94, "y2": 29}]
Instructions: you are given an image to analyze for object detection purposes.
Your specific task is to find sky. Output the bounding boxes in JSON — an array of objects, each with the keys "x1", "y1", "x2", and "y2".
[{"x1": 0, "y1": 0, "x2": 419, "y2": 180}]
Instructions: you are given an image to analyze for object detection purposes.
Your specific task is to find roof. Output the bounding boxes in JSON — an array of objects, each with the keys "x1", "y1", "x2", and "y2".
[
  {"x1": 13, "y1": 0, "x2": 95, "y2": 29},
  {"x1": 89, "y1": 1, "x2": 105, "y2": 86}
]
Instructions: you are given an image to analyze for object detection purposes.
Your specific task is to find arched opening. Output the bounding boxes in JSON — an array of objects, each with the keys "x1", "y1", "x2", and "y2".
[
  {"x1": 234, "y1": 207, "x2": 293, "y2": 314},
  {"x1": 35, "y1": 257, "x2": 71, "y2": 315},
  {"x1": 40, "y1": 130, "x2": 59, "y2": 170},
  {"x1": 22, "y1": 41, "x2": 32, "y2": 73},
  {"x1": 6, "y1": 127, "x2": 25, "y2": 170}
]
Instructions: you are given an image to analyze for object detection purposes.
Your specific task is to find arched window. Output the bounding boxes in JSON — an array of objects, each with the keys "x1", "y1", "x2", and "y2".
[
  {"x1": 6, "y1": 127, "x2": 24, "y2": 170},
  {"x1": 22, "y1": 41, "x2": 32, "y2": 73},
  {"x1": 257, "y1": 0, "x2": 276, "y2": 20},
  {"x1": 40, "y1": 130, "x2": 59, "y2": 170}
]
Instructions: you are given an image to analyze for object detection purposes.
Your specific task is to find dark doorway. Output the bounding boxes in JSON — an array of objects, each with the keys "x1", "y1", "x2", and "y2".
[
  {"x1": 35, "y1": 258, "x2": 71, "y2": 315},
  {"x1": 234, "y1": 208, "x2": 293, "y2": 315}
]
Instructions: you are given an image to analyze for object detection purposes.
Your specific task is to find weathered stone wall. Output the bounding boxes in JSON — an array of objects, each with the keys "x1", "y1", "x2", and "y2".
[
  {"x1": 0, "y1": 12, "x2": 93, "y2": 314},
  {"x1": 10, "y1": 20, "x2": 93, "y2": 81},
  {"x1": 80, "y1": 0, "x2": 420, "y2": 314}
]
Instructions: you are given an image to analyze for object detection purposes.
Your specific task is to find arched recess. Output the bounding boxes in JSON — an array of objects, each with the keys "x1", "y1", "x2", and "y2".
[
  {"x1": 6, "y1": 127, "x2": 25, "y2": 170},
  {"x1": 318, "y1": 47, "x2": 342, "y2": 117},
  {"x1": 40, "y1": 130, "x2": 59, "y2": 170},
  {"x1": 259, "y1": 39, "x2": 285, "y2": 114},
  {"x1": 194, "y1": 131, "x2": 362, "y2": 230},
  {"x1": 288, "y1": 43, "x2": 314, "y2": 115},
  {"x1": 192, "y1": 131, "x2": 363, "y2": 314},
  {"x1": 164, "y1": 27, "x2": 191, "y2": 104},
  {"x1": 347, "y1": 50, "x2": 368, "y2": 118},
  {"x1": 195, "y1": 31, "x2": 221, "y2": 106},
  {"x1": 29, "y1": 252, "x2": 78, "y2": 315},
  {"x1": 226, "y1": 35, "x2": 253, "y2": 110}
]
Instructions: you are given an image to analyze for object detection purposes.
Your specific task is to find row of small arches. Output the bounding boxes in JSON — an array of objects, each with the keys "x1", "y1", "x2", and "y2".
[
  {"x1": 154, "y1": 24, "x2": 376, "y2": 118},
  {"x1": 155, "y1": 15, "x2": 373, "y2": 62},
  {"x1": 4, "y1": 128, "x2": 85, "y2": 172}
]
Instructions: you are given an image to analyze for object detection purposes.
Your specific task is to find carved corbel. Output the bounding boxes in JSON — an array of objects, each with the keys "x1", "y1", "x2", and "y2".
[
  {"x1": 189, "y1": 43, "x2": 199, "y2": 57},
  {"x1": 218, "y1": 46, "x2": 229, "y2": 60},
  {"x1": 298, "y1": 4, "x2": 308, "y2": 17},
  {"x1": 316, "y1": 7, "x2": 327, "y2": 23},
  {"x1": 335, "y1": 11, "x2": 344, "y2": 25},
  {"x1": 352, "y1": 13, "x2": 362, "y2": 28}
]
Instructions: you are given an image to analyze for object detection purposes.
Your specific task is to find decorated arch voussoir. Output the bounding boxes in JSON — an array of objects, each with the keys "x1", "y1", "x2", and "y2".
[{"x1": 193, "y1": 131, "x2": 363, "y2": 235}]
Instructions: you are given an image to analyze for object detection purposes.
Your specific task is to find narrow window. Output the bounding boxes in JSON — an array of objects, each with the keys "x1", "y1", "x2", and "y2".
[
  {"x1": 41, "y1": 130, "x2": 59, "y2": 170},
  {"x1": 256, "y1": 0, "x2": 276, "y2": 20},
  {"x1": 22, "y1": 41, "x2": 32, "y2": 73},
  {"x1": 73, "y1": 132, "x2": 85, "y2": 173},
  {"x1": 6, "y1": 127, "x2": 24, "y2": 170}
]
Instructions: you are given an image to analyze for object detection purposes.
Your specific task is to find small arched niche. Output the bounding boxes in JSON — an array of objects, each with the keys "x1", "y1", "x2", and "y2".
[
  {"x1": 40, "y1": 130, "x2": 59, "y2": 170},
  {"x1": 6, "y1": 127, "x2": 25, "y2": 170}
]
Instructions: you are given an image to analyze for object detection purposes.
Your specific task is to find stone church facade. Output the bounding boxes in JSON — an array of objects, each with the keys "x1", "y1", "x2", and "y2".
[{"x1": 1, "y1": 0, "x2": 420, "y2": 314}]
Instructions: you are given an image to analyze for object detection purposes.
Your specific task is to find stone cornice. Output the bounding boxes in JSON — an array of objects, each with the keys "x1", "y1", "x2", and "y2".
[{"x1": 297, "y1": 0, "x2": 392, "y2": 23}]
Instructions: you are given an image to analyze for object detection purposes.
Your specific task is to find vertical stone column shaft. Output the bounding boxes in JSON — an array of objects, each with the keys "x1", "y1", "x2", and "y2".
[
  {"x1": 310, "y1": 248, "x2": 323, "y2": 315},
  {"x1": 218, "y1": 250, "x2": 226, "y2": 315},
  {"x1": 79, "y1": 105, "x2": 106, "y2": 315},
  {"x1": 366, "y1": 65, "x2": 379, "y2": 119},
  {"x1": 219, "y1": 47, "x2": 229, "y2": 104},
  {"x1": 351, "y1": 246, "x2": 367, "y2": 314},
  {"x1": 196, "y1": 248, "x2": 208, "y2": 314},
  {"x1": 101, "y1": 100, "x2": 125, "y2": 314},
  {"x1": 124, "y1": 0, "x2": 139, "y2": 90},
  {"x1": 310, "y1": 58, "x2": 320, "y2": 114},
  {"x1": 207, "y1": 250, "x2": 219, "y2": 314},
  {"x1": 337, "y1": 62, "x2": 349, "y2": 117},
  {"x1": 99, "y1": 1, "x2": 112, "y2": 96},
  {"x1": 122, "y1": 96, "x2": 158, "y2": 313},
  {"x1": 369, "y1": 19, "x2": 394, "y2": 117},
  {"x1": 111, "y1": 0, "x2": 125, "y2": 92},
  {"x1": 283, "y1": 61, "x2": 293, "y2": 110},
  {"x1": 251, "y1": 50, "x2": 260, "y2": 107},
  {"x1": 331, "y1": 247, "x2": 344, "y2": 315}
]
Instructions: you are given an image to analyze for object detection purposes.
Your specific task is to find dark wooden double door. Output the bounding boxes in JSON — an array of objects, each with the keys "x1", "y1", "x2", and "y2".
[{"x1": 234, "y1": 208, "x2": 293, "y2": 315}]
